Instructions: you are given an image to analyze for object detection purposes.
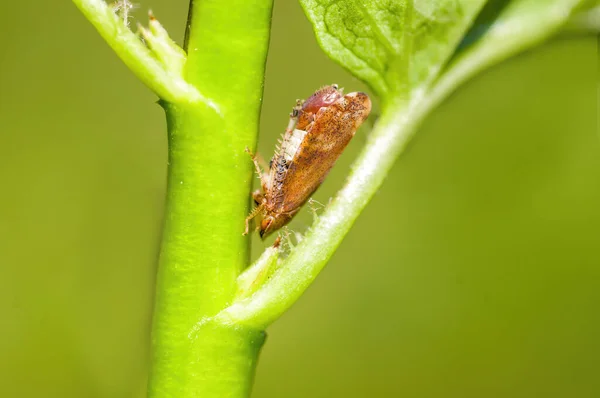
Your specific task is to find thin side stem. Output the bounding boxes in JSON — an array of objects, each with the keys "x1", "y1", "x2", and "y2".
[
  {"x1": 213, "y1": 97, "x2": 428, "y2": 329},
  {"x1": 562, "y1": 4, "x2": 600, "y2": 34},
  {"x1": 72, "y1": 0, "x2": 204, "y2": 104},
  {"x1": 212, "y1": 0, "x2": 589, "y2": 331}
]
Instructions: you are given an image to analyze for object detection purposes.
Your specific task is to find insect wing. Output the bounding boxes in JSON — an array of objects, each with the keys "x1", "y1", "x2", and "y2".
[{"x1": 278, "y1": 92, "x2": 371, "y2": 212}]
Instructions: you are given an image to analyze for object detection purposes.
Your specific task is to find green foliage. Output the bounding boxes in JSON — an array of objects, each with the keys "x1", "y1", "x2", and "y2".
[
  {"x1": 72, "y1": 0, "x2": 597, "y2": 397},
  {"x1": 300, "y1": 0, "x2": 589, "y2": 105},
  {"x1": 214, "y1": 0, "x2": 593, "y2": 333},
  {"x1": 300, "y1": 0, "x2": 487, "y2": 100}
]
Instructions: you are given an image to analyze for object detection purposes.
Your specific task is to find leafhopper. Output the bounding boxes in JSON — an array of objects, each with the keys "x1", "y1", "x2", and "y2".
[{"x1": 244, "y1": 85, "x2": 371, "y2": 238}]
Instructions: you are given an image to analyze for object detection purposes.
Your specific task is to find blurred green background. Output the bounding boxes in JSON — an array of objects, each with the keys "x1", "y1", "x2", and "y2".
[{"x1": 0, "y1": 1, "x2": 598, "y2": 397}]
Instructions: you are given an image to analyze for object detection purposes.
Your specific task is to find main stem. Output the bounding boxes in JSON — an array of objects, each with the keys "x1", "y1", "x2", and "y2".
[{"x1": 148, "y1": 1, "x2": 273, "y2": 397}]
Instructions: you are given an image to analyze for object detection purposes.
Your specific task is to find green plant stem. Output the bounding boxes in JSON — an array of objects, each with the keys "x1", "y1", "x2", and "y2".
[
  {"x1": 148, "y1": 0, "x2": 273, "y2": 397},
  {"x1": 563, "y1": 4, "x2": 600, "y2": 34}
]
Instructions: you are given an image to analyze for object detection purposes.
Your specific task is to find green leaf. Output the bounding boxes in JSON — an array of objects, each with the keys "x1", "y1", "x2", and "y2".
[{"x1": 299, "y1": 0, "x2": 487, "y2": 101}]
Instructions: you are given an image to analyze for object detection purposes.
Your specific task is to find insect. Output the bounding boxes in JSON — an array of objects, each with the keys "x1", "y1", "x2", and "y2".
[{"x1": 244, "y1": 84, "x2": 371, "y2": 238}]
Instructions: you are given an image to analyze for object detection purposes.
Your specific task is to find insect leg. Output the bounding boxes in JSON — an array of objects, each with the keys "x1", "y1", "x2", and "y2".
[
  {"x1": 245, "y1": 147, "x2": 270, "y2": 192},
  {"x1": 287, "y1": 102, "x2": 301, "y2": 129},
  {"x1": 291, "y1": 99, "x2": 303, "y2": 118},
  {"x1": 243, "y1": 203, "x2": 264, "y2": 236}
]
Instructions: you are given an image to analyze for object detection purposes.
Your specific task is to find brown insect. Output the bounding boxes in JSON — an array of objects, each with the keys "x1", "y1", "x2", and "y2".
[{"x1": 244, "y1": 84, "x2": 371, "y2": 238}]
